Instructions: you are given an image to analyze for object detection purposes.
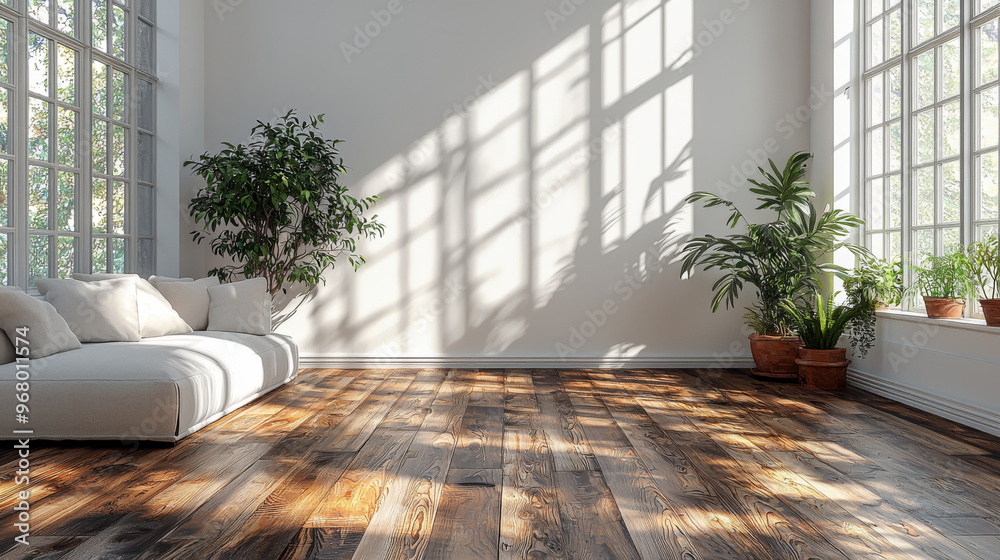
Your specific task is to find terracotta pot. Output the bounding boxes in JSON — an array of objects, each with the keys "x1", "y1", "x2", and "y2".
[
  {"x1": 981, "y1": 299, "x2": 1000, "y2": 327},
  {"x1": 749, "y1": 334, "x2": 802, "y2": 381},
  {"x1": 795, "y1": 347, "x2": 849, "y2": 391},
  {"x1": 923, "y1": 297, "x2": 965, "y2": 319}
]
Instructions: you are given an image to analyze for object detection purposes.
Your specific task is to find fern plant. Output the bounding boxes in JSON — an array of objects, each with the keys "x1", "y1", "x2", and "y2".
[
  {"x1": 680, "y1": 152, "x2": 868, "y2": 335},
  {"x1": 906, "y1": 252, "x2": 977, "y2": 303},
  {"x1": 782, "y1": 294, "x2": 864, "y2": 351},
  {"x1": 967, "y1": 233, "x2": 1000, "y2": 300}
]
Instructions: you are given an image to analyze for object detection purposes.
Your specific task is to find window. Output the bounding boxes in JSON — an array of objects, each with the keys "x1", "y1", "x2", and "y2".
[
  {"x1": 863, "y1": 1, "x2": 1000, "y2": 293},
  {"x1": 0, "y1": 0, "x2": 155, "y2": 288}
]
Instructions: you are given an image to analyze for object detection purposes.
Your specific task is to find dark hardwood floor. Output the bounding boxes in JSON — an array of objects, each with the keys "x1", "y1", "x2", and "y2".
[{"x1": 3, "y1": 368, "x2": 1000, "y2": 559}]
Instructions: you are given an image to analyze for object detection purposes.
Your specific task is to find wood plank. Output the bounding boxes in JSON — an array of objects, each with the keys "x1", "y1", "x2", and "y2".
[
  {"x1": 500, "y1": 370, "x2": 565, "y2": 560},
  {"x1": 315, "y1": 369, "x2": 414, "y2": 452},
  {"x1": 346, "y1": 370, "x2": 472, "y2": 560},
  {"x1": 553, "y1": 470, "x2": 641, "y2": 560},
  {"x1": 424, "y1": 468, "x2": 501, "y2": 560},
  {"x1": 533, "y1": 371, "x2": 598, "y2": 472}
]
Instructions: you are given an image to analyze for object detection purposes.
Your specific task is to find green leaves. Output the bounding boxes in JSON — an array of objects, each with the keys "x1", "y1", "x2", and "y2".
[
  {"x1": 183, "y1": 110, "x2": 386, "y2": 315},
  {"x1": 783, "y1": 293, "x2": 863, "y2": 350},
  {"x1": 680, "y1": 151, "x2": 872, "y2": 335},
  {"x1": 908, "y1": 252, "x2": 978, "y2": 300}
]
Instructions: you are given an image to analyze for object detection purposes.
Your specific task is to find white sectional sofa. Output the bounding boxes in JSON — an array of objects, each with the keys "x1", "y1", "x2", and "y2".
[{"x1": 0, "y1": 331, "x2": 298, "y2": 442}]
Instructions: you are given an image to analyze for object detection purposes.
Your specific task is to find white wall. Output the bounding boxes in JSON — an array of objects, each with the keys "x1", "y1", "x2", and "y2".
[{"x1": 177, "y1": 0, "x2": 813, "y2": 365}]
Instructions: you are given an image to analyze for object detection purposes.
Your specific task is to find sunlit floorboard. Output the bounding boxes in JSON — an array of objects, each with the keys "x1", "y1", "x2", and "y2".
[{"x1": 2, "y1": 368, "x2": 999, "y2": 559}]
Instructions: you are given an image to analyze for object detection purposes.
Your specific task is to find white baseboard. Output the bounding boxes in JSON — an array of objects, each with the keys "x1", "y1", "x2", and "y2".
[
  {"x1": 848, "y1": 368, "x2": 1000, "y2": 438},
  {"x1": 298, "y1": 354, "x2": 756, "y2": 370}
]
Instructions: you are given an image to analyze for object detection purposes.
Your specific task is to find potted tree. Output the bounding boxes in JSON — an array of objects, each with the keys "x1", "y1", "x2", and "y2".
[
  {"x1": 680, "y1": 152, "x2": 867, "y2": 381},
  {"x1": 783, "y1": 294, "x2": 863, "y2": 390},
  {"x1": 906, "y1": 252, "x2": 977, "y2": 319},
  {"x1": 185, "y1": 111, "x2": 385, "y2": 326},
  {"x1": 843, "y1": 256, "x2": 902, "y2": 359},
  {"x1": 967, "y1": 233, "x2": 1000, "y2": 326}
]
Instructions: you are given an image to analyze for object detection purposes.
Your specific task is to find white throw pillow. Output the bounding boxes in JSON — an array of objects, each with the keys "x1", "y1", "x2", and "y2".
[
  {"x1": 207, "y1": 278, "x2": 272, "y2": 335},
  {"x1": 72, "y1": 274, "x2": 193, "y2": 338},
  {"x1": 0, "y1": 291, "x2": 82, "y2": 358},
  {"x1": 154, "y1": 277, "x2": 220, "y2": 331},
  {"x1": 35, "y1": 278, "x2": 141, "y2": 343},
  {"x1": 148, "y1": 275, "x2": 197, "y2": 289}
]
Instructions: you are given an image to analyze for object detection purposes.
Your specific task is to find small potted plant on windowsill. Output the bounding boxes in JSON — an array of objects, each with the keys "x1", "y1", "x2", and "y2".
[
  {"x1": 968, "y1": 233, "x2": 1000, "y2": 326},
  {"x1": 906, "y1": 252, "x2": 977, "y2": 319},
  {"x1": 783, "y1": 294, "x2": 863, "y2": 391},
  {"x1": 843, "y1": 256, "x2": 902, "y2": 359}
]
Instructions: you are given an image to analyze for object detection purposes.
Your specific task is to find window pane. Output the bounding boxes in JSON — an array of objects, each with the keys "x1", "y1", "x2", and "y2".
[
  {"x1": 943, "y1": 101, "x2": 960, "y2": 158},
  {"x1": 112, "y1": 70, "x2": 126, "y2": 121},
  {"x1": 30, "y1": 235, "x2": 49, "y2": 285},
  {"x1": 58, "y1": 107, "x2": 76, "y2": 167},
  {"x1": 889, "y1": 66, "x2": 902, "y2": 118},
  {"x1": 112, "y1": 5, "x2": 126, "y2": 60},
  {"x1": 92, "y1": 177, "x2": 107, "y2": 232},
  {"x1": 0, "y1": 19, "x2": 10, "y2": 83},
  {"x1": 92, "y1": 0, "x2": 108, "y2": 52},
  {"x1": 869, "y1": 20, "x2": 884, "y2": 68},
  {"x1": 29, "y1": 99, "x2": 51, "y2": 161},
  {"x1": 870, "y1": 178, "x2": 885, "y2": 230},
  {"x1": 0, "y1": 233, "x2": 6, "y2": 285},
  {"x1": 943, "y1": 227, "x2": 961, "y2": 253},
  {"x1": 137, "y1": 20, "x2": 153, "y2": 74},
  {"x1": 980, "y1": 151, "x2": 999, "y2": 220},
  {"x1": 0, "y1": 159, "x2": 6, "y2": 226},
  {"x1": 29, "y1": 166, "x2": 50, "y2": 229},
  {"x1": 979, "y1": 21, "x2": 999, "y2": 87},
  {"x1": 138, "y1": 0, "x2": 154, "y2": 21},
  {"x1": 113, "y1": 181, "x2": 125, "y2": 234},
  {"x1": 888, "y1": 8, "x2": 902, "y2": 57},
  {"x1": 870, "y1": 127, "x2": 884, "y2": 176},
  {"x1": 868, "y1": 0, "x2": 883, "y2": 22},
  {"x1": 29, "y1": 33, "x2": 50, "y2": 96},
  {"x1": 917, "y1": 0, "x2": 936, "y2": 44},
  {"x1": 57, "y1": 0, "x2": 75, "y2": 36},
  {"x1": 112, "y1": 237, "x2": 125, "y2": 273},
  {"x1": 889, "y1": 120, "x2": 902, "y2": 171},
  {"x1": 0, "y1": 87, "x2": 8, "y2": 153},
  {"x1": 57, "y1": 236, "x2": 74, "y2": 277},
  {"x1": 943, "y1": 40, "x2": 960, "y2": 99},
  {"x1": 890, "y1": 231, "x2": 901, "y2": 260},
  {"x1": 57, "y1": 45, "x2": 76, "y2": 105},
  {"x1": 980, "y1": 87, "x2": 999, "y2": 149},
  {"x1": 137, "y1": 237, "x2": 153, "y2": 278},
  {"x1": 137, "y1": 185, "x2": 152, "y2": 236},
  {"x1": 889, "y1": 174, "x2": 903, "y2": 227},
  {"x1": 29, "y1": 0, "x2": 50, "y2": 24},
  {"x1": 869, "y1": 75, "x2": 884, "y2": 125},
  {"x1": 871, "y1": 232, "x2": 885, "y2": 259},
  {"x1": 137, "y1": 78, "x2": 153, "y2": 131},
  {"x1": 92, "y1": 237, "x2": 106, "y2": 273},
  {"x1": 916, "y1": 167, "x2": 935, "y2": 225},
  {"x1": 916, "y1": 109, "x2": 936, "y2": 164},
  {"x1": 138, "y1": 132, "x2": 153, "y2": 183},
  {"x1": 92, "y1": 118, "x2": 107, "y2": 173},
  {"x1": 915, "y1": 229, "x2": 935, "y2": 263},
  {"x1": 915, "y1": 50, "x2": 935, "y2": 109},
  {"x1": 113, "y1": 125, "x2": 125, "y2": 176},
  {"x1": 943, "y1": 0, "x2": 960, "y2": 30},
  {"x1": 92, "y1": 60, "x2": 107, "y2": 116},
  {"x1": 942, "y1": 161, "x2": 961, "y2": 223},
  {"x1": 57, "y1": 172, "x2": 75, "y2": 230}
]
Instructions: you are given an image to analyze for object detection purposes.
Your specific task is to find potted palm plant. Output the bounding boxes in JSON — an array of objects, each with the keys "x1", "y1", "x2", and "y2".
[
  {"x1": 967, "y1": 234, "x2": 1000, "y2": 326},
  {"x1": 782, "y1": 294, "x2": 863, "y2": 390},
  {"x1": 680, "y1": 152, "x2": 867, "y2": 381},
  {"x1": 843, "y1": 256, "x2": 902, "y2": 359},
  {"x1": 907, "y1": 253, "x2": 977, "y2": 319}
]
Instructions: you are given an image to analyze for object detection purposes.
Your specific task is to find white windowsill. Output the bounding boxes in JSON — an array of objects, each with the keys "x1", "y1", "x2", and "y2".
[{"x1": 876, "y1": 309, "x2": 1000, "y2": 335}]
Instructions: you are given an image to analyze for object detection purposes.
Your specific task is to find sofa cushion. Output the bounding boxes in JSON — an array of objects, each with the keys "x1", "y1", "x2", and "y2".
[
  {"x1": 72, "y1": 273, "x2": 192, "y2": 338},
  {"x1": 0, "y1": 329, "x2": 15, "y2": 365},
  {"x1": 0, "y1": 331, "x2": 298, "y2": 440},
  {"x1": 0, "y1": 291, "x2": 82, "y2": 358},
  {"x1": 207, "y1": 278, "x2": 272, "y2": 335},
  {"x1": 36, "y1": 278, "x2": 141, "y2": 343},
  {"x1": 155, "y1": 277, "x2": 221, "y2": 331}
]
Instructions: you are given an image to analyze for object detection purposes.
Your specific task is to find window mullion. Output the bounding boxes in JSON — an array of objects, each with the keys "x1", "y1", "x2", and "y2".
[
  {"x1": 12, "y1": 5, "x2": 26, "y2": 287},
  {"x1": 81, "y1": 0, "x2": 93, "y2": 274},
  {"x1": 901, "y1": 0, "x2": 914, "y2": 305}
]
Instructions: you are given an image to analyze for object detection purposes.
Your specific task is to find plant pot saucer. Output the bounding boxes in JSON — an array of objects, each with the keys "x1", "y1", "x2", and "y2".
[{"x1": 749, "y1": 368, "x2": 799, "y2": 383}]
